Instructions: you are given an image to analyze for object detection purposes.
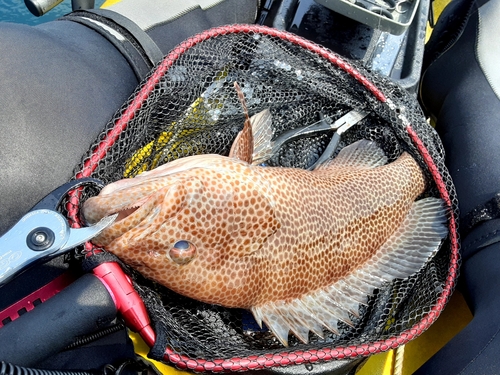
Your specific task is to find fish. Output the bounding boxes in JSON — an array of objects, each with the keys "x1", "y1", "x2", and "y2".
[{"x1": 83, "y1": 85, "x2": 448, "y2": 346}]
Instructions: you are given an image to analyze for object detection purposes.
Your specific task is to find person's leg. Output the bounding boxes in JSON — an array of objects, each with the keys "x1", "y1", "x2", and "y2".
[
  {"x1": 0, "y1": 21, "x2": 139, "y2": 235},
  {"x1": 104, "y1": 0, "x2": 260, "y2": 55},
  {"x1": 0, "y1": 0, "x2": 259, "y2": 236},
  {"x1": 416, "y1": 0, "x2": 500, "y2": 372}
]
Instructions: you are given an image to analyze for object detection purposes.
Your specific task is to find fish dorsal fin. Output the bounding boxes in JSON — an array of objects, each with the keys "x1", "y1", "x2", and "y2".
[
  {"x1": 251, "y1": 197, "x2": 448, "y2": 346},
  {"x1": 313, "y1": 139, "x2": 388, "y2": 171},
  {"x1": 229, "y1": 82, "x2": 273, "y2": 164}
]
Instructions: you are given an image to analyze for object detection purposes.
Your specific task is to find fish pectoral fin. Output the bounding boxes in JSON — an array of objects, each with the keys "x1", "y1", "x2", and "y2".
[
  {"x1": 230, "y1": 108, "x2": 273, "y2": 165},
  {"x1": 230, "y1": 82, "x2": 274, "y2": 165},
  {"x1": 230, "y1": 82, "x2": 254, "y2": 164},
  {"x1": 252, "y1": 197, "x2": 449, "y2": 347},
  {"x1": 250, "y1": 109, "x2": 274, "y2": 165},
  {"x1": 229, "y1": 120, "x2": 253, "y2": 164},
  {"x1": 313, "y1": 139, "x2": 388, "y2": 171}
]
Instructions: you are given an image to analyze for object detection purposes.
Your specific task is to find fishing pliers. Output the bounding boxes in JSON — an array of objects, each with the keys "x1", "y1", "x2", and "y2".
[
  {"x1": 0, "y1": 179, "x2": 155, "y2": 365},
  {"x1": 0, "y1": 178, "x2": 117, "y2": 286}
]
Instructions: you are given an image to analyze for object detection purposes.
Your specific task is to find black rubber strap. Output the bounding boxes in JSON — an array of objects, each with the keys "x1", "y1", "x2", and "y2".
[
  {"x1": 81, "y1": 251, "x2": 123, "y2": 272},
  {"x1": 59, "y1": 9, "x2": 163, "y2": 81},
  {"x1": 462, "y1": 193, "x2": 500, "y2": 236},
  {"x1": 148, "y1": 320, "x2": 167, "y2": 361}
]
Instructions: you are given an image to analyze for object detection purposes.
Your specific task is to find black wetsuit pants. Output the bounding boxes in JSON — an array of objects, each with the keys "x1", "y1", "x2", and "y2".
[{"x1": 416, "y1": 0, "x2": 500, "y2": 372}]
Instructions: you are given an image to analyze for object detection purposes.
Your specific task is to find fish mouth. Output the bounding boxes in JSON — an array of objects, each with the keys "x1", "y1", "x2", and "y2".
[
  {"x1": 108, "y1": 193, "x2": 153, "y2": 223},
  {"x1": 84, "y1": 193, "x2": 160, "y2": 247},
  {"x1": 83, "y1": 192, "x2": 153, "y2": 226},
  {"x1": 114, "y1": 205, "x2": 140, "y2": 222}
]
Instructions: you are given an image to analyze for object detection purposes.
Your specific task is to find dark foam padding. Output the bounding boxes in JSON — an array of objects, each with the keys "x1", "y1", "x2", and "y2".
[{"x1": 0, "y1": 274, "x2": 117, "y2": 366}]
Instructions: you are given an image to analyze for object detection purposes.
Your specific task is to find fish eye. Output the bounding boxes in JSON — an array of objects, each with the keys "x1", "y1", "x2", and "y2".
[{"x1": 169, "y1": 240, "x2": 196, "y2": 265}]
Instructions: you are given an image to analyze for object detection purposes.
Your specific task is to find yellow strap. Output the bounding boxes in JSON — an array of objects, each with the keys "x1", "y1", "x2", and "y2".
[{"x1": 129, "y1": 332, "x2": 189, "y2": 375}]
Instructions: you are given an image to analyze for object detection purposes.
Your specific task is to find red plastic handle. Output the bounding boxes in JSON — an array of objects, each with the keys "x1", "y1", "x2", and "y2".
[{"x1": 93, "y1": 262, "x2": 156, "y2": 347}]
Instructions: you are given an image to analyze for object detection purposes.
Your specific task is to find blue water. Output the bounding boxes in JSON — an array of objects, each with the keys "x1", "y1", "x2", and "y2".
[{"x1": 0, "y1": 0, "x2": 103, "y2": 25}]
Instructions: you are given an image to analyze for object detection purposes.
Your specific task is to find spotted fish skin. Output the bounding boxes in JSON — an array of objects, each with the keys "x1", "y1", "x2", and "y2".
[{"x1": 83, "y1": 112, "x2": 448, "y2": 346}]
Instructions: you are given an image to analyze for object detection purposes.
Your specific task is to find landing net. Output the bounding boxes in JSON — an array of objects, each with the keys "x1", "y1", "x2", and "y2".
[{"x1": 69, "y1": 25, "x2": 459, "y2": 372}]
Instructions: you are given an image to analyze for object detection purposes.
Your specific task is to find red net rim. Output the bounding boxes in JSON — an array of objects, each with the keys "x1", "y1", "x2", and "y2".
[{"x1": 68, "y1": 24, "x2": 459, "y2": 371}]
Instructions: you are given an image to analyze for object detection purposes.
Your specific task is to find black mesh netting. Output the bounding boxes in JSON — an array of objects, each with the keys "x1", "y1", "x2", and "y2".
[{"x1": 68, "y1": 25, "x2": 460, "y2": 371}]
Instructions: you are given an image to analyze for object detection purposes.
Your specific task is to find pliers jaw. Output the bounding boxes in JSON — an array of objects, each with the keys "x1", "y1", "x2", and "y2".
[
  {"x1": 0, "y1": 178, "x2": 117, "y2": 287},
  {"x1": 29, "y1": 177, "x2": 104, "y2": 212}
]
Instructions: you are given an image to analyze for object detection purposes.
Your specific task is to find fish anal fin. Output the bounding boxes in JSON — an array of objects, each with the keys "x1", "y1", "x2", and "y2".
[
  {"x1": 258, "y1": 303, "x2": 291, "y2": 346},
  {"x1": 251, "y1": 306, "x2": 264, "y2": 329},
  {"x1": 314, "y1": 139, "x2": 388, "y2": 171},
  {"x1": 308, "y1": 292, "x2": 355, "y2": 327},
  {"x1": 327, "y1": 286, "x2": 363, "y2": 317},
  {"x1": 272, "y1": 301, "x2": 311, "y2": 344},
  {"x1": 334, "y1": 279, "x2": 370, "y2": 306},
  {"x1": 288, "y1": 299, "x2": 325, "y2": 339}
]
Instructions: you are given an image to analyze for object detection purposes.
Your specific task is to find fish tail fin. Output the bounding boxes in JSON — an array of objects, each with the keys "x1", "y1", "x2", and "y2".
[
  {"x1": 252, "y1": 197, "x2": 449, "y2": 346},
  {"x1": 354, "y1": 197, "x2": 449, "y2": 281}
]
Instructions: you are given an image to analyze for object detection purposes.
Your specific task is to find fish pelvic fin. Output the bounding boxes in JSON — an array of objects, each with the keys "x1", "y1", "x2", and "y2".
[
  {"x1": 314, "y1": 139, "x2": 388, "y2": 171},
  {"x1": 252, "y1": 197, "x2": 449, "y2": 346},
  {"x1": 230, "y1": 82, "x2": 274, "y2": 165}
]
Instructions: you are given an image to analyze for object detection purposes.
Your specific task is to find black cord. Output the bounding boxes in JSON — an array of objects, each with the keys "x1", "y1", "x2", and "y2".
[
  {"x1": 0, "y1": 362, "x2": 95, "y2": 375},
  {"x1": 63, "y1": 323, "x2": 126, "y2": 351}
]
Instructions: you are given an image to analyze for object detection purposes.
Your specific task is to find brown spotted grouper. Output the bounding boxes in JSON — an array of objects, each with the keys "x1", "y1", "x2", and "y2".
[{"x1": 83, "y1": 88, "x2": 448, "y2": 346}]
